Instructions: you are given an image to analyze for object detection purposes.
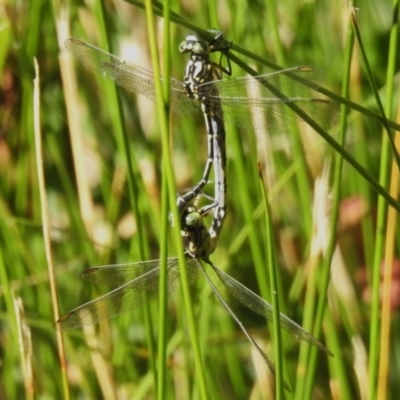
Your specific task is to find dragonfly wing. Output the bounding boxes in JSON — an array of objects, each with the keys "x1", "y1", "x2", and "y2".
[
  {"x1": 203, "y1": 67, "x2": 339, "y2": 130},
  {"x1": 210, "y1": 264, "x2": 332, "y2": 355},
  {"x1": 65, "y1": 39, "x2": 200, "y2": 117},
  {"x1": 82, "y1": 258, "x2": 179, "y2": 287},
  {"x1": 56, "y1": 257, "x2": 201, "y2": 330},
  {"x1": 56, "y1": 264, "x2": 165, "y2": 330},
  {"x1": 197, "y1": 261, "x2": 282, "y2": 384},
  {"x1": 169, "y1": 81, "x2": 202, "y2": 117}
]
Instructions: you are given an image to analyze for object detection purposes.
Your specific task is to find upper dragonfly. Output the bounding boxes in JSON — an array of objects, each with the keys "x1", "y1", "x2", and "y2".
[
  {"x1": 66, "y1": 31, "x2": 232, "y2": 223},
  {"x1": 65, "y1": 32, "x2": 335, "y2": 130},
  {"x1": 65, "y1": 30, "x2": 335, "y2": 239}
]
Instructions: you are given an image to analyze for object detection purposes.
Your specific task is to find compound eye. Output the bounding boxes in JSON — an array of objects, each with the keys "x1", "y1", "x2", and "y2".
[
  {"x1": 179, "y1": 41, "x2": 189, "y2": 53},
  {"x1": 185, "y1": 212, "x2": 200, "y2": 226},
  {"x1": 192, "y1": 42, "x2": 206, "y2": 54}
]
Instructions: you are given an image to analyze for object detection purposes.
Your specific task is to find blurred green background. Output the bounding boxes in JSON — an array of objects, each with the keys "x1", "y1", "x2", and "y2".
[{"x1": 1, "y1": 0, "x2": 399, "y2": 399}]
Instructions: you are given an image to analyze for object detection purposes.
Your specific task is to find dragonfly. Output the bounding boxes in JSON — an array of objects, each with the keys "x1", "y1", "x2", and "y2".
[
  {"x1": 65, "y1": 31, "x2": 336, "y2": 242},
  {"x1": 56, "y1": 195, "x2": 332, "y2": 390},
  {"x1": 65, "y1": 31, "x2": 231, "y2": 229},
  {"x1": 178, "y1": 31, "x2": 229, "y2": 243}
]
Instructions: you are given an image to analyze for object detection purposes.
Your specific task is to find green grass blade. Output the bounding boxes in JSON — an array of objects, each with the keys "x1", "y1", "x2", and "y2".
[
  {"x1": 144, "y1": 1, "x2": 209, "y2": 399},
  {"x1": 258, "y1": 162, "x2": 285, "y2": 395},
  {"x1": 157, "y1": 1, "x2": 171, "y2": 398}
]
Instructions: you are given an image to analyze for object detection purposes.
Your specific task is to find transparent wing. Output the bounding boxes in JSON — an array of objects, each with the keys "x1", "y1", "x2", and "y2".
[
  {"x1": 201, "y1": 67, "x2": 339, "y2": 129},
  {"x1": 66, "y1": 39, "x2": 338, "y2": 130},
  {"x1": 65, "y1": 38, "x2": 200, "y2": 117},
  {"x1": 196, "y1": 260, "x2": 289, "y2": 388},
  {"x1": 55, "y1": 257, "x2": 200, "y2": 330},
  {"x1": 210, "y1": 263, "x2": 333, "y2": 355},
  {"x1": 82, "y1": 258, "x2": 180, "y2": 287}
]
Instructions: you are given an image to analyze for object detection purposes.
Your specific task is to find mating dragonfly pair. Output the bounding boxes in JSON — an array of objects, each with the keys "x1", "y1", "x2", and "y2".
[{"x1": 57, "y1": 30, "x2": 334, "y2": 385}]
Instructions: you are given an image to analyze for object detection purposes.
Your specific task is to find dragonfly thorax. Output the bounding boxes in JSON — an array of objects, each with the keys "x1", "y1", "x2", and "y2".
[
  {"x1": 180, "y1": 34, "x2": 218, "y2": 100},
  {"x1": 182, "y1": 58, "x2": 214, "y2": 102}
]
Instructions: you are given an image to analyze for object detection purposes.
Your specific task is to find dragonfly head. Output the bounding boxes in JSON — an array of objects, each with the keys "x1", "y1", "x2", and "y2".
[
  {"x1": 179, "y1": 34, "x2": 210, "y2": 56},
  {"x1": 184, "y1": 210, "x2": 202, "y2": 227}
]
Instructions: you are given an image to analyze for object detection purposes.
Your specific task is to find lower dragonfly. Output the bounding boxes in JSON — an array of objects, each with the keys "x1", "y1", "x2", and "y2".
[{"x1": 56, "y1": 195, "x2": 332, "y2": 390}]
